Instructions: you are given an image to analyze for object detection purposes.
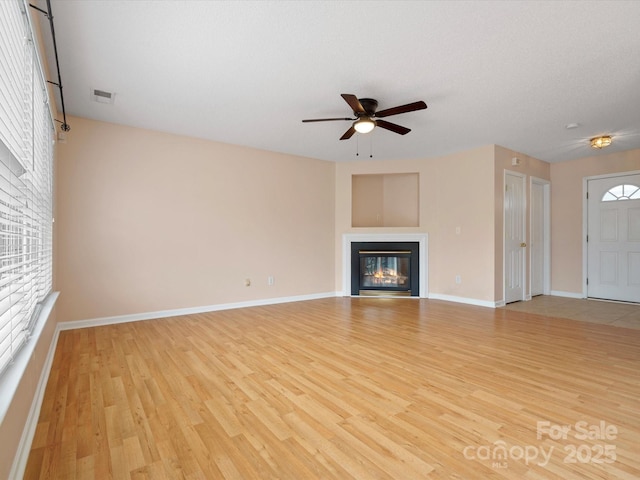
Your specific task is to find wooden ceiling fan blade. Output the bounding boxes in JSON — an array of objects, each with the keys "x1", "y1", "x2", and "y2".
[
  {"x1": 375, "y1": 101, "x2": 427, "y2": 118},
  {"x1": 341, "y1": 94, "x2": 365, "y2": 114},
  {"x1": 302, "y1": 117, "x2": 353, "y2": 123},
  {"x1": 376, "y1": 119, "x2": 411, "y2": 135},
  {"x1": 340, "y1": 125, "x2": 356, "y2": 140}
]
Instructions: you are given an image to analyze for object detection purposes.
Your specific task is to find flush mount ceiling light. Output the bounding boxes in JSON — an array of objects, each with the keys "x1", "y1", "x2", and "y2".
[
  {"x1": 590, "y1": 135, "x2": 612, "y2": 149},
  {"x1": 353, "y1": 117, "x2": 376, "y2": 134}
]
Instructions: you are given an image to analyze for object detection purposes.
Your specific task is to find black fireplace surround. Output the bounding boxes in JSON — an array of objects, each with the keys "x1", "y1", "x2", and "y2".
[{"x1": 351, "y1": 241, "x2": 420, "y2": 296}]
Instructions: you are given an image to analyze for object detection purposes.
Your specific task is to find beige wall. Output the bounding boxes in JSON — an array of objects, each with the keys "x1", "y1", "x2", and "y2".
[
  {"x1": 351, "y1": 174, "x2": 385, "y2": 227},
  {"x1": 550, "y1": 148, "x2": 640, "y2": 294},
  {"x1": 55, "y1": 117, "x2": 336, "y2": 322},
  {"x1": 335, "y1": 145, "x2": 499, "y2": 302}
]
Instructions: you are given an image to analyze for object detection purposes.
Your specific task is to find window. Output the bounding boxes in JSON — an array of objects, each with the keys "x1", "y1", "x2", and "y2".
[
  {"x1": 0, "y1": 0, "x2": 54, "y2": 376},
  {"x1": 602, "y1": 184, "x2": 640, "y2": 202}
]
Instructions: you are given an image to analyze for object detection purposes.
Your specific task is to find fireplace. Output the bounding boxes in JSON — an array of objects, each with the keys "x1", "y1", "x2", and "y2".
[
  {"x1": 342, "y1": 233, "x2": 428, "y2": 297},
  {"x1": 351, "y1": 242, "x2": 419, "y2": 296}
]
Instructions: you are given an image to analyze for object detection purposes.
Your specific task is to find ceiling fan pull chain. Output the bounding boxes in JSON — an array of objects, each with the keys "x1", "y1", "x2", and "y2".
[
  {"x1": 356, "y1": 135, "x2": 359, "y2": 157},
  {"x1": 370, "y1": 134, "x2": 373, "y2": 158}
]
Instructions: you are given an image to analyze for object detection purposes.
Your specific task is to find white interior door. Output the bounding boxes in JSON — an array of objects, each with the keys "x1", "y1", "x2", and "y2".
[
  {"x1": 530, "y1": 181, "x2": 546, "y2": 296},
  {"x1": 587, "y1": 174, "x2": 640, "y2": 302},
  {"x1": 505, "y1": 172, "x2": 526, "y2": 303}
]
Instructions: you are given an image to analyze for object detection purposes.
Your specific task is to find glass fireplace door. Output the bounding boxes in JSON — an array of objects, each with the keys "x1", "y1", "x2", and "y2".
[{"x1": 359, "y1": 251, "x2": 411, "y2": 294}]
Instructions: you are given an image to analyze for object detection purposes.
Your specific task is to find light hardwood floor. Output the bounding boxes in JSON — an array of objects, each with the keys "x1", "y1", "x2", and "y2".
[
  {"x1": 504, "y1": 295, "x2": 640, "y2": 330},
  {"x1": 26, "y1": 297, "x2": 640, "y2": 479}
]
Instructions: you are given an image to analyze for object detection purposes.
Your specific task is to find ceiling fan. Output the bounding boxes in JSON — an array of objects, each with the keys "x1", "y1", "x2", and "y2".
[{"x1": 302, "y1": 94, "x2": 427, "y2": 140}]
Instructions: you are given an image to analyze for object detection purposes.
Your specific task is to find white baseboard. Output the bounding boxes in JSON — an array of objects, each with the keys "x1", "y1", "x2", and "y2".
[
  {"x1": 550, "y1": 290, "x2": 585, "y2": 299},
  {"x1": 428, "y1": 293, "x2": 499, "y2": 308},
  {"x1": 58, "y1": 291, "x2": 339, "y2": 331}
]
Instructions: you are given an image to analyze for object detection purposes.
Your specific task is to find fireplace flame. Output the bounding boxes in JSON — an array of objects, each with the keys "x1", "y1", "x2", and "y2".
[
  {"x1": 361, "y1": 256, "x2": 408, "y2": 288},
  {"x1": 372, "y1": 267, "x2": 398, "y2": 283}
]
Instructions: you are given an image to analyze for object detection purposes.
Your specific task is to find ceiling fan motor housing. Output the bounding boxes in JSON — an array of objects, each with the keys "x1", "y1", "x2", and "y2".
[{"x1": 357, "y1": 98, "x2": 378, "y2": 117}]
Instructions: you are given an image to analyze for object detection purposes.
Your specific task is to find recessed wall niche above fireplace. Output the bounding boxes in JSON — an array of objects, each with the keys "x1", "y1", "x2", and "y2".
[{"x1": 342, "y1": 233, "x2": 428, "y2": 297}]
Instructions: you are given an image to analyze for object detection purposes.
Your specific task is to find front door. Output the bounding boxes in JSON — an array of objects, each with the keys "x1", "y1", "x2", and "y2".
[{"x1": 587, "y1": 173, "x2": 640, "y2": 302}]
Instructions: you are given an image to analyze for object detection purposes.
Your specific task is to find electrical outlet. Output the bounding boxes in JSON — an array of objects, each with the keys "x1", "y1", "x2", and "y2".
[
  {"x1": 245, "y1": 278, "x2": 251, "y2": 287},
  {"x1": 268, "y1": 276, "x2": 274, "y2": 286},
  {"x1": 455, "y1": 275, "x2": 462, "y2": 284}
]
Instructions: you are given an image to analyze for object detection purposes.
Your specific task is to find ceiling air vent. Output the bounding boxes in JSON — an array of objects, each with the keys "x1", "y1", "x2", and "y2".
[{"x1": 91, "y1": 88, "x2": 115, "y2": 104}]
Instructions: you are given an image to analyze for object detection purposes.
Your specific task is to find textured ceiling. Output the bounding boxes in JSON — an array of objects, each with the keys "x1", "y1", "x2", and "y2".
[{"x1": 35, "y1": 0, "x2": 640, "y2": 163}]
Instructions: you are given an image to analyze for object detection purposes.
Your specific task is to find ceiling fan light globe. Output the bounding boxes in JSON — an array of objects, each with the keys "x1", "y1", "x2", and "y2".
[{"x1": 354, "y1": 118, "x2": 375, "y2": 134}]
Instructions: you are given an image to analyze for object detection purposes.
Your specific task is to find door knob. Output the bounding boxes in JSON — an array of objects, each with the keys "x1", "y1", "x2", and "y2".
[{"x1": 520, "y1": 242, "x2": 527, "y2": 247}]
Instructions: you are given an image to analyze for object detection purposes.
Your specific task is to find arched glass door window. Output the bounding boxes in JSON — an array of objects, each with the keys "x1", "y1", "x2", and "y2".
[{"x1": 601, "y1": 184, "x2": 640, "y2": 202}]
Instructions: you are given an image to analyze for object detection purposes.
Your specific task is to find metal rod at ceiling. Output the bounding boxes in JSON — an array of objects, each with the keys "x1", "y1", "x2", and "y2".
[{"x1": 29, "y1": 0, "x2": 70, "y2": 132}]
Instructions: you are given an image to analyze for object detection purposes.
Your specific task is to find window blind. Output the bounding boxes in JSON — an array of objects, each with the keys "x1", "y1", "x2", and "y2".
[{"x1": 0, "y1": 0, "x2": 54, "y2": 376}]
